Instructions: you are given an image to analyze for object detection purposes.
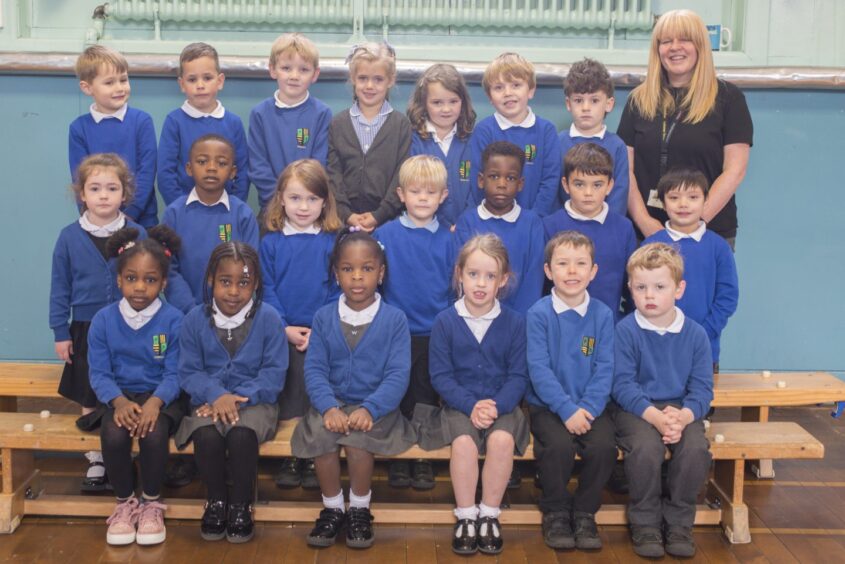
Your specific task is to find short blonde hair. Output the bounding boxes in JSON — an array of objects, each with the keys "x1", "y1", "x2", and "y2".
[
  {"x1": 482, "y1": 52, "x2": 536, "y2": 96},
  {"x1": 399, "y1": 155, "x2": 447, "y2": 192},
  {"x1": 347, "y1": 42, "x2": 396, "y2": 87},
  {"x1": 453, "y1": 234, "x2": 513, "y2": 297},
  {"x1": 264, "y1": 159, "x2": 342, "y2": 233},
  {"x1": 627, "y1": 242, "x2": 684, "y2": 285},
  {"x1": 544, "y1": 231, "x2": 595, "y2": 264},
  {"x1": 269, "y1": 33, "x2": 320, "y2": 68},
  {"x1": 75, "y1": 46, "x2": 129, "y2": 83}
]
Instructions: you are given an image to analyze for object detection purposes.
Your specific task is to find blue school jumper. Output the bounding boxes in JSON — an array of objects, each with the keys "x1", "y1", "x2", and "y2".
[
  {"x1": 410, "y1": 131, "x2": 474, "y2": 226},
  {"x1": 558, "y1": 130, "x2": 629, "y2": 217}
]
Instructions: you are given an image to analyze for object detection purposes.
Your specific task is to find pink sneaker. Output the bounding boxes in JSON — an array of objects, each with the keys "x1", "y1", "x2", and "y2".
[
  {"x1": 136, "y1": 499, "x2": 168, "y2": 545},
  {"x1": 106, "y1": 497, "x2": 139, "y2": 545}
]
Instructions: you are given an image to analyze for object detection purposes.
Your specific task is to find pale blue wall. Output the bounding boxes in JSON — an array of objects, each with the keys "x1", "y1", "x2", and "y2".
[{"x1": 1, "y1": 73, "x2": 843, "y2": 373}]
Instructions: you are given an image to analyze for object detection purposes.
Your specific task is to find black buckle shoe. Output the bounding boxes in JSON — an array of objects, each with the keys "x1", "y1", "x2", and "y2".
[
  {"x1": 410, "y1": 459, "x2": 435, "y2": 490},
  {"x1": 226, "y1": 503, "x2": 254, "y2": 544},
  {"x1": 300, "y1": 458, "x2": 319, "y2": 489},
  {"x1": 573, "y1": 512, "x2": 601, "y2": 550},
  {"x1": 631, "y1": 525, "x2": 664, "y2": 558},
  {"x1": 451, "y1": 518, "x2": 478, "y2": 555},
  {"x1": 477, "y1": 516, "x2": 503, "y2": 554},
  {"x1": 388, "y1": 460, "x2": 411, "y2": 488},
  {"x1": 542, "y1": 510, "x2": 574, "y2": 549},
  {"x1": 200, "y1": 499, "x2": 227, "y2": 541},
  {"x1": 664, "y1": 524, "x2": 696, "y2": 558},
  {"x1": 307, "y1": 507, "x2": 346, "y2": 547},
  {"x1": 346, "y1": 506, "x2": 374, "y2": 548},
  {"x1": 273, "y1": 457, "x2": 301, "y2": 488}
]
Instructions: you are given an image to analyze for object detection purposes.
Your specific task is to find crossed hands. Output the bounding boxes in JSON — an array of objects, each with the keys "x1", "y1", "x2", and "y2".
[
  {"x1": 194, "y1": 393, "x2": 249, "y2": 425},
  {"x1": 471, "y1": 399, "x2": 498, "y2": 430},
  {"x1": 644, "y1": 405, "x2": 695, "y2": 444},
  {"x1": 286, "y1": 325, "x2": 311, "y2": 352},
  {"x1": 323, "y1": 406, "x2": 373, "y2": 435},
  {"x1": 565, "y1": 408, "x2": 594, "y2": 435},
  {"x1": 347, "y1": 213, "x2": 377, "y2": 233},
  {"x1": 113, "y1": 396, "x2": 163, "y2": 438}
]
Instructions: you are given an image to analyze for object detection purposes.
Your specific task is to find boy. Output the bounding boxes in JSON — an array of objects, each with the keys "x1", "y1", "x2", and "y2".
[
  {"x1": 543, "y1": 143, "x2": 637, "y2": 320},
  {"x1": 69, "y1": 46, "x2": 158, "y2": 227},
  {"x1": 612, "y1": 243, "x2": 713, "y2": 558},
  {"x1": 456, "y1": 141, "x2": 544, "y2": 314},
  {"x1": 470, "y1": 52, "x2": 561, "y2": 217},
  {"x1": 249, "y1": 33, "x2": 332, "y2": 209},
  {"x1": 374, "y1": 155, "x2": 454, "y2": 491},
  {"x1": 560, "y1": 58, "x2": 629, "y2": 217},
  {"x1": 162, "y1": 134, "x2": 259, "y2": 313},
  {"x1": 642, "y1": 168, "x2": 738, "y2": 368},
  {"x1": 526, "y1": 231, "x2": 616, "y2": 550},
  {"x1": 157, "y1": 42, "x2": 249, "y2": 205}
]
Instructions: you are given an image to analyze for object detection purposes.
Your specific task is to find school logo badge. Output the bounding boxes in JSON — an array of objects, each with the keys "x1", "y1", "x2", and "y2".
[
  {"x1": 459, "y1": 160, "x2": 471, "y2": 181},
  {"x1": 524, "y1": 144, "x2": 537, "y2": 163},
  {"x1": 218, "y1": 224, "x2": 232, "y2": 242},
  {"x1": 296, "y1": 128, "x2": 310, "y2": 148},
  {"x1": 581, "y1": 336, "x2": 595, "y2": 356},
  {"x1": 152, "y1": 334, "x2": 167, "y2": 358}
]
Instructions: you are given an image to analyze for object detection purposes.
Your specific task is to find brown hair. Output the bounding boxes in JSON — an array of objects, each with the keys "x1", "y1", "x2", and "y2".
[
  {"x1": 72, "y1": 153, "x2": 135, "y2": 212},
  {"x1": 264, "y1": 159, "x2": 342, "y2": 233},
  {"x1": 627, "y1": 242, "x2": 684, "y2": 285},
  {"x1": 544, "y1": 230, "x2": 595, "y2": 264},
  {"x1": 407, "y1": 63, "x2": 476, "y2": 140},
  {"x1": 453, "y1": 234, "x2": 513, "y2": 298},
  {"x1": 563, "y1": 143, "x2": 613, "y2": 180},
  {"x1": 179, "y1": 42, "x2": 220, "y2": 76},
  {"x1": 565, "y1": 57, "x2": 614, "y2": 98},
  {"x1": 75, "y1": 46, "x2": 129, "y2": 83},
  {"x1": 482, "y1": 52, "x2": 536, "y2": 96},
  {"x1": 269, "y1": 33, "x2": 320, "y2": 68}
]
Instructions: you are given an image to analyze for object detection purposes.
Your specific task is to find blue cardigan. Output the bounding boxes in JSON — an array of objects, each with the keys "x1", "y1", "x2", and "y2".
[
  {"x1": 88, "y1": 301, "x2": 183, "y2": 405},
  {"x1": 410, "y1": 131, "x2": 474, "y2": 226},
  {"x1": 429, "y1": 305, "x2": 528, "y2": 417},
  {"x1": 178, "y1": 303, "x2": 288, "y2": 407},
  {"x1": 304, "y1": 301, "x2": 410, "y2": 421}
]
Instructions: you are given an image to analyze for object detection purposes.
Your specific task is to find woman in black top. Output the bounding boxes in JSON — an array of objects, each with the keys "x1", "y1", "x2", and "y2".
[{"x1": 618, "y1": 9, "x2": 753, "y2": 242}]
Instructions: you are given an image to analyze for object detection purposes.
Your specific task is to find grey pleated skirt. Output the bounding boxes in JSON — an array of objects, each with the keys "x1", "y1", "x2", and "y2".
[
  {"x1": 174, "y1": 403, "x2": 280, "y2": 450},
  {"x1": 413, "y1": 403, "x2": 530, "y2": 456}
]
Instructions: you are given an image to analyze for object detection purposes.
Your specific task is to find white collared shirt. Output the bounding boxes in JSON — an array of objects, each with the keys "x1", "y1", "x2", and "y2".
[
  {"x1": 565, "y1": 200, "x2": 609, "y2": 224},
  {"x1": 181, "y1": 100, "x2": 225, "y2": 119},
  {"x1": 551, "y1": 290, "x2": 590, "y2": 317},
  {"x1": 282, "y1": 223, "x2": 321, "y2": 236},
  {"x1": 399, "y1": 212, "x2": 439, "y2": 233},
  {"x1": 275, "y1": 90, "x2": 310, "y2": 109},
  {"x1": 213, "y1": 299, "x2": 254, "y2": 329},
  {"x1": 89, "y1": 103, "x2": 128, "y2": 124},
  {"x1": 494, "y1": 108, "x2": 536, "y2": 130},
  {"x1": 338, "y1": 293, "x2": 381, "y2": 327},
  {"x1": 425, "y1": 121, "x2": 457, "y2": 155},
  {"x1": 665, "y1": 221, "x2": 706, "y2": 242},
  {"x1": 477, "y1": 201, "x2": 521, "y2": 223},
  {"x1": 79, "y1": 211, "x2": 126, "y2": 238},
  {"x1": 119, "y1": 297, "x2": 162, "y2": 330},
  {"x1": 455, "y1": 297, "x2": 501, "y2": 343},
  {"x1": 569, "y1": 123, "x2": 607, "y2": 139},
  {"x1": 186, "y1": 187, "x2": 230, "y2": 210},
  {"x1": 635, "y1": 307, "x2": 685, "y2": 335}
]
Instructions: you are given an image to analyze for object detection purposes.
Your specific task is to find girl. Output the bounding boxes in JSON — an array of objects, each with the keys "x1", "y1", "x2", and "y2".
[
  {"x1": 291, "y1": 229, "x2": 414, "y2": 549},
  {"x1": 407, "y1": 63, "x2": 477, "y2": 227},
  {"x1": 88, "y1": 226, "x2": 184, "y2": 546},
  {"x1": 49, "y1": 153, "x2": 144, "y2": 492},
  {"x1": 327, "y1": 42, "x2": 411, "y2": 232},
  {"x1": 417, "y1": 234, "x2": 529, "y2": 555},
  {"x1": 176, "y1": 242, "x2": 287, "y2": 544},
  {"x1": 260, "y1": 159, "x2": 342, "y2": 489}
]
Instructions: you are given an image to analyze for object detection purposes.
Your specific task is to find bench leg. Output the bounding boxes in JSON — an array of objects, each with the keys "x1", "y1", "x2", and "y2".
[
  {"x1": 708, "y1": 459, "x2": 751, "y2": 544},
  {"x1": 0, "y1": 397, "x2": 16, "y2": 412},
  {"x1": 741, "y1": 406, "x2": 775, "y2": 479},
  {"x1": 0, "y1": 449, "x2": 40, "y2": 534}
]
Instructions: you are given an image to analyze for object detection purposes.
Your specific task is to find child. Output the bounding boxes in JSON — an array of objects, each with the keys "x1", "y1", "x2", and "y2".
[
  {"x1": 374, "y1": 155, "x2": 454, "y2": 489},
  {"x1": 407, "y1": 63, "x2": 477, "y2": 226},
  {"x1": 259, "y1": 159, "x2": 342, "y2": 489},
  {"x1": 176, "y1": 242, "x2": 288, "y2": 543},
  {"x1": 525, "y1": 231, "x2": 616, "y2": 550},
  {"x1": 543, "y1": 143, "x2": 637, "y2": 320},
  {"x1": 327, "y1": 42, "x2": 411, "y2": 232},
  {"x1": 88, "y1": 226, "x2": 184, "y2": 546},
  {"x1": 69, "y1": 46, "x2": 157, "y2": 227},
  {"x1": 470, "y1": 52, "x2": 561, "y2": 217},
  {"x1": 291, "y1": 230, "x2": 414, "y2": 549},
  {"x1": 642, "y1": 168, "x2": 738, "y2": 368},
  {"x1": 560, "y1": 58, "x2": 629, "y2": 217},
  {"x1": 50, "y1": 153, "x2": 145, "y2": 491},
  {"x1": 162, "y1": 134, "x2": 259, "y2": 313},
  {"x1": 249, "y1": 33, "x2": 332, "y2": 210},
  {"x1": 455, "y1": 141, "x2": 544, "y2": 314},
  {"x1": 157, "y1": 42, "x2": 249, "y2": 205},
  {"x1": 418, "y1": 234, "x2": 529, "y2": 555},
  {"x1": 612, "y1": 243, "x2": 713, "y2": 558}
]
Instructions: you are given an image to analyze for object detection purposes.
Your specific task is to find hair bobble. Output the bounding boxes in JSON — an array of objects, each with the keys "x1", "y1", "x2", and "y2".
[
  {"x1": 381, "y1": 40, "x2": 396, "y2": 58},
  {"x1": 376, "y1": 240, "x2": 385, "y2": 251},
  {"x1": 344, "y1": 44, "x2": 361, "y2": 65},
  {"x1": 118, "y1": 240, "x2": 136, "y2": 254},
  {"x1": 163, "y1": 248, "x2": 172, "y2": 257}
]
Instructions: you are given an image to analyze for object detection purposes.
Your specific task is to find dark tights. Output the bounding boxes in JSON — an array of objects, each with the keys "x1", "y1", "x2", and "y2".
[
  {"x1": 101, "y1": 413, "x2": 171, "y2": 499},
  {"x1": 192, "y1": 425, "x2": 258, "y2": 504}
]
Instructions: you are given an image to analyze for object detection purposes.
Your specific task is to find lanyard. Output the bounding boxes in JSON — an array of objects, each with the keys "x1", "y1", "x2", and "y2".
[{"x1": 659, "y1": 109, "x2": 684, "y2": 177}]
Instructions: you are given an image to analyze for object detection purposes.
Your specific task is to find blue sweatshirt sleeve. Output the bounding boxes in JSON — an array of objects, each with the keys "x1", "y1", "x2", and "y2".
[
  {"x1": 126, "y1": 113, "x2": 157, "y2": 222},
  {"x1": 161, "y1": 207, "x2": 196, "y2": 313},
  {"x1": 303, "y1": 309, "x2": 341, "y2": 415},
  {"x1": 609, "y1": 137, "x2": 630, "y2": 217},
  {"x1": 239, "y1": 205, "x2": 260, "y2": 249},
  {"x1": 312, "y1": 104, "x2": 332, "y2": 167},
  {"x1": 702, "y1": 240, "x2": 739, "y2": 341},
  {"x1": 533, "y1": 124, "x2": 562, "y2": 217},
  {"x1": 178, "y1": 313, "x2": 230, "y2": 405},
  {"x1": 682, "y1": 327, "x2": 714, "y2": 420},
  {"x1": 87, "y1": 313, "x2": 124, "y2": 405},
  {"x1": 231, "y1": 117, "x2": 250, "y2": 202},
  {"x1": 521, "y1": 215, "x2": 547, "y2": 308},
  {"x1": 526, "y1": 307, "x2": 577, "y2": 420},
  {"x1": 246, "y1": 106, "x2": 277, "y2": 207},
  {"x1": 361, "y1": 311, "x2": 411, "y2": 420},
  {"x1": 156, "y1": 114, "x2": 183, "y2": 206},
  {"x1": 429, "y1": 315, "x2": 478, "y2": 416},
  {"x1": 578, "y1": 308, "x2": 615, "y2": 418},
  {"x1": 152, "y1": 315, "x2": 183, "y2": 405},
  {"x1": 232, "y1": 311, "x2": 288, "y2": 403},
  {"x1": 468, "y1": 123, "x2": 494, "y2": 206},
  {"x1": 611, "y1": 322, "x2": 653, "y2": 418},
  {"x1": 68, "y1": 121, "x2": 89, "y2": 182},
  {"x1": 492, "y1": 315, "x2": 528, "y2": 414},
  {"x1": 259, "y1": 235, "x2": 287, "y2": 323},
  {"x1": 49, "y1": 233, "x2": 73, "y2": 342}
]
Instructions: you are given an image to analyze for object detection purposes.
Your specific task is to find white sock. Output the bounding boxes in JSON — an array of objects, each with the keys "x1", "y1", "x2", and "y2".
[
  {"x1": 454, "y1": 505, "x2": 479, "y2": 521},
  {"x1": 478, "y1": 502, "x2": 500, "y2": 519},
  {"x1": 349, "y1": 490, "x2": 372, "y2": 509},
  {"x1": 85, "y1": 451, "x2": 105, "y2": 478},
  {"x1": 322, "y1": 491, "x2": 345, "y2": 511}
]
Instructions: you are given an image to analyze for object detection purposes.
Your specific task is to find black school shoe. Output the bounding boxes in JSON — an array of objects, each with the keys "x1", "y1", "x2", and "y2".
[
  {"x1": 81, "y1": 454, "x2": 111, "y2": 492},
  {"x1": 451, "y1": 519, "x2": 478, "y2": 555},
  {"x1": 388, "y1": 460, "x2": 411, "y2": 488},
  {"x1": 226, "y1": 503, "x2": 254, "y2": 543},
  {"x1": 573, "y1": 511, "x2": 602, "y2": 550},
  {"x1": 410, "y1": 459, "x2": 436, "y2": 490},
  {"x1": 507, "y1": 465, "x2": 522, "y2": 489},
  {"x1": 477, "y1": 516, "x2": 504, "y2": 554},
  {"x1": 300, "y1": 458, "x2": 319, "y2": 489},
  {"x1": 273, "y1": 457, "x2": 301, "y2": 488},
  {"x1": 164, "y1": 457, "x2": 196, "y2": 488},
  {"x1": 630, "y1": 525, "x2": 664, "y2": 558},
  {"x1": 542, "y1": 511, "x2": 574, "y2": 549},
  {"x1": 665, "y1": 524, "x2": 696, "y2": 558},
  {"x1": 346, "y1": 506, "x2": 375, "y2": 548},
  {"x1": 306, "y1": 508, "x2": 345, "y2": 547},
  {"x1": 200, "y1": 499, "x2": 227, "y2": 541}
]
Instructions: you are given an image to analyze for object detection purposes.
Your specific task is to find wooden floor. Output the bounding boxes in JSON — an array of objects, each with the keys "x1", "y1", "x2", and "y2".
[{"x1": 1, "y1": 400, "x2": 843, "y2": 563}]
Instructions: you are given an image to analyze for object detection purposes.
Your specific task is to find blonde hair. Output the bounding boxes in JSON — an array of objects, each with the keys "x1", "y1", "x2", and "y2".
[
  {"x1": 544, "y1": 231, "x2": 595, "y2": 264},
  {"x1": 406, "y1": 63, "x2": 476, "y2": 140},
  {"x1": 399, "y1": 155, "x2": 447, "y2": 192},
  {"x1": 75, "y1": 46, "x2": 129, "y2": 83},
  {"x1": 269, "y1": 33, "x2": 320, "y2": 68},
  {"x1": 482, "y1": 52, "x2": 536, "y2": 96},
  {"x1": 629, "y1": 9, "x2": 718, "y2": 124},
  {"x1": 264, "y1": 159, "x2": 342, "y2": 233},
  {"x1": 347, "y1": 42, "x2": 396, "y2": 100},
  {"x1": 72, "y1": 153, "x2": 135, "y2": 212},
  {"x1": 453, "y1": 234, "x2": 513, "y2": 297},
  {"x1": 627, "y1": 242, "x2": 684, "y2": 285}
]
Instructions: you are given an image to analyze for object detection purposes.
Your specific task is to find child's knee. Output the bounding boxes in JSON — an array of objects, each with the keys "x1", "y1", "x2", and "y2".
[
  {"x1": 485, "y1": 430, "x2": 514, "y2": 454},
  {"x1": 451, "y1": 434, "x2": 479, "y2": 456}
]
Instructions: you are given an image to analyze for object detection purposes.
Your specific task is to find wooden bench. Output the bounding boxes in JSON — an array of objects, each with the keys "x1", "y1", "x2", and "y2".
[
  {"x1": 0, "y1": 364, "x2": 64, "y2": 411},
  {"x1": 0, "y1": 412, "x2": 824, "y2": 544}
]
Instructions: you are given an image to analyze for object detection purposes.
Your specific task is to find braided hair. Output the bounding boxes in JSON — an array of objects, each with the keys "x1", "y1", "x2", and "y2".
[
  {"x1": 106, "y1": 225, "x2": 181, "y2": 277},
  {"x1": 329, "y1": 227, "x2": 388, "y2": 285},
  {"x1": 202, "y1": 241, "x2": 263, "y2": 321}
]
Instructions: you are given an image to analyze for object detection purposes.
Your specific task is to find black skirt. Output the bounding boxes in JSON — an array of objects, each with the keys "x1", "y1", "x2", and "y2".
[{"x1": 58, "y1": 321, "x2": 98, "y2": 408}]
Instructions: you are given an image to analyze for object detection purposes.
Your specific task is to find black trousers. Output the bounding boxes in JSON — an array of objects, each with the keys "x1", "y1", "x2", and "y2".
[
  {"x1": 400, "y1": 336, "x2": 440, "y2": 419},
  {"x1": 192, "y1": 425, "x2": 259, "y2": 504},
  {"x1": 529, "y1": 406, "x2": 617, "y2": 514}
]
